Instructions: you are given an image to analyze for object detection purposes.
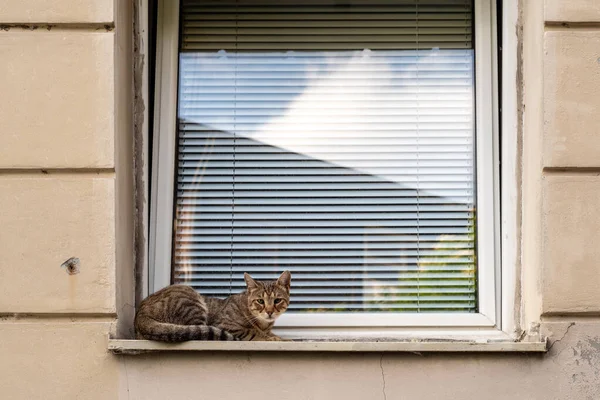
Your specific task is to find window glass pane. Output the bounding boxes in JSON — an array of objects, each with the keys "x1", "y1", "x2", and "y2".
[{"x1": 174, "y1": 0, "x2": 477, "y2": 313}]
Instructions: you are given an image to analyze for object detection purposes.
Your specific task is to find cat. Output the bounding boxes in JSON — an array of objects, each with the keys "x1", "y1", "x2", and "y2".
[{"x1": 134, "y1": 271, "x2": 291, "y2": 342}]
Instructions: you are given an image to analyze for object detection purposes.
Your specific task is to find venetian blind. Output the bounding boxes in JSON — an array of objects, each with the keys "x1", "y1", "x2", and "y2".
[{"x1": 174, "y1": 0, "x2": 477, "y2": 313}]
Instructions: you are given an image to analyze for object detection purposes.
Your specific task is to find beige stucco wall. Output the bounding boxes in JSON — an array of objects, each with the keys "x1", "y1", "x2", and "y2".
[{"x1": 2, "y1": 0, "x2": 600, "y2": 399}]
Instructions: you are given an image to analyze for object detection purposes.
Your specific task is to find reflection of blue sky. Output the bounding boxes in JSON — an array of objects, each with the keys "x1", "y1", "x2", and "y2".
[{"x1": 178, "y1": 49, "x2": 474, "y2": 203}]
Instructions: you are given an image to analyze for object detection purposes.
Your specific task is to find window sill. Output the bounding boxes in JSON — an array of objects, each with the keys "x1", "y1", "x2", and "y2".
[{"x1": 108, "y1": 338, "x2": 547, "y2": 355}]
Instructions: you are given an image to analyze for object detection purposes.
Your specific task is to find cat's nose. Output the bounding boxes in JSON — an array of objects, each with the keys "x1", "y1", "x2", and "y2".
[{"x1": 267, "y1": 312, "x2": 273, "y2": 318}]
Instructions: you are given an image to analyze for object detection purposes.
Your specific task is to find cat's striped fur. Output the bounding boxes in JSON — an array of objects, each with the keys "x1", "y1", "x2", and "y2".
[{"x1": 135, "y1": 271, "x2": 291, "y2": 342}]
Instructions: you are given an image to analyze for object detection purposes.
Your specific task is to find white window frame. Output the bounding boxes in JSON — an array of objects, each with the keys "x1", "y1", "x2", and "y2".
[{"x1": 148, "y1": 0, "x2": 520, "y2": 340}]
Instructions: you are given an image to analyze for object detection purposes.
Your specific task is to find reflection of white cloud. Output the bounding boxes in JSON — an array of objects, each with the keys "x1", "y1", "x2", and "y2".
[
  {"x1": 254, "y1": 50, "x2": 391, "y2": 155},
  {"x1": 255, "y1": 50, "x2": 473, "y2": 201}
]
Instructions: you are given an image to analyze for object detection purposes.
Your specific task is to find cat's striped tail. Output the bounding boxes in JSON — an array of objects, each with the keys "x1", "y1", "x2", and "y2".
[{"x1": 135, "y1": 317, "x2": 237, "y2": 342}]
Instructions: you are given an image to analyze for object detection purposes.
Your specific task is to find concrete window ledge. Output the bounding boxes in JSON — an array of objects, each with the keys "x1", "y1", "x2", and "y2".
[{"x1": 108, "y1": 338, "x2": 548, "y2": 355}]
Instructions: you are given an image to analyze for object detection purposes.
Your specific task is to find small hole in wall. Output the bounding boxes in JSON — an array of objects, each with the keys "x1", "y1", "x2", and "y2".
[{"x1": 61, "y1": 257, "x2": 81, "y2": 275}]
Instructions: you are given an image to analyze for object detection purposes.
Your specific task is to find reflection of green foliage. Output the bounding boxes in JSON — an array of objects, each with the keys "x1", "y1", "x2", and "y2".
[
  {"x1": 414, "y1": 207, "x2": 477, "y2": 313},
  {"x1": 302, "y1": 207, "x2": 478, "y2": 314}
]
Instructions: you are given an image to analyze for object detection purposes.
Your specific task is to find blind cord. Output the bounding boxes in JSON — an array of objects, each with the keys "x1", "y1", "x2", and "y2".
[
  {"x1": 229, "y1": 0, "x2": 239, "y2": 296},
  {"x1": 415, "y1": 0, "x2": 421, "y2": 313}
]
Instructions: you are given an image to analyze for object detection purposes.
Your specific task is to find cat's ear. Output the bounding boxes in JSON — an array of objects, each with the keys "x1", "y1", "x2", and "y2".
[
  {"x1": 244, "y1": 272, "x2": 259, "y2": 291},
  {"x1": 277, "y1": 270, "x2": 291, "y2": 290}
]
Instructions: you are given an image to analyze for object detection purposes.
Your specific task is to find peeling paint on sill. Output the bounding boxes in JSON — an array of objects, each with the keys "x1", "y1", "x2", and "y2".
[{"x1": 108, "y1": 338, "x2": 548, "y2": 355}]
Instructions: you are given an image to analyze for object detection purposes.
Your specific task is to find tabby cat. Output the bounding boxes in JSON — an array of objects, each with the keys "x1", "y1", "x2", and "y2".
[{"x1": 134, "y1": 271, "x2": 291, "y2": 342}]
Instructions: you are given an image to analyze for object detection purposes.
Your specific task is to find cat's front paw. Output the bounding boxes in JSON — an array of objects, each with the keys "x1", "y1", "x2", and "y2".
[{"x1": 266, "y1": 335, "x2": 283, "y2": 341}]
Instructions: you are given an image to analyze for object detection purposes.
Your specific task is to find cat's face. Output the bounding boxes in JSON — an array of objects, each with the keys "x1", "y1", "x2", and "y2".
[{"x1": 244, "y1": 271, "x2": 291, "y2": 323}]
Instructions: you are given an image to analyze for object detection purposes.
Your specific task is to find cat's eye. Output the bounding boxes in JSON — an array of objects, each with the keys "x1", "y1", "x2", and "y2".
[
  {"x1": 257, "y1": 299, "x2": 264, "y2": 305},
  {"x1": 274, "y1": 298, "x2": 282, "y2": 304}
]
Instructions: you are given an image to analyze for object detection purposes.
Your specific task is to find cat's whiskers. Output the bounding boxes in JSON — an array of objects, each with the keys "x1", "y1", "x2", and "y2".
[{"x1": 242, "y1": 314, "x2": 268, "y2": 327}]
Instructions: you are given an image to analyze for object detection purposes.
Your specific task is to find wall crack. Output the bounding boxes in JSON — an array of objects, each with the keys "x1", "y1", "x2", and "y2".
[
  {"x1": 379, "y1": 354, "x2": 387, "y2": 400},
  {"x1": 548, "y1": 322, "x2": 576, "y2": 352}
]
